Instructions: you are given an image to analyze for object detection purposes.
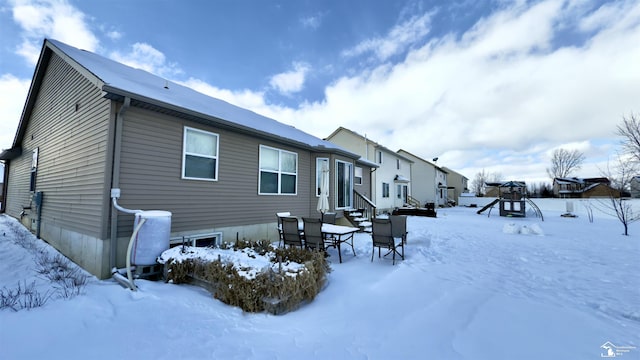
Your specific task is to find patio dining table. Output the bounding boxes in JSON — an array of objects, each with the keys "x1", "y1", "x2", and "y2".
[
  {"x1": 290, "y1": 218, "x2": 358, "y2": 263},
  {"x1": 320, "y1": 223, "x2": 359, "y2": 263}
]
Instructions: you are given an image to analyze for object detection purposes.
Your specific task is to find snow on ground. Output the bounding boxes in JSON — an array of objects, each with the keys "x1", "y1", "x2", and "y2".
[{"x1": 0, "y1": 207, "x2": 638, "y2": 360}]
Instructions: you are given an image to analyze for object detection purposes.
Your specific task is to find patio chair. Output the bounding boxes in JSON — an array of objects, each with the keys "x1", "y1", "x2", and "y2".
[
  {"x1": 281, "y1": 216, "x2": 304, "y2": 248},
  {"x1": 321, "y1": 212, "x2": 337, "y2": 243},
  {"x1": 302, "y1": 217, "x2": 325, "y2": 251},
  {"x1": 371, "y1": 218, "x2": 404, "y2": 265},
  {"x1": 389, "y1": 215, "x2": 408, "y2": 244},
  {"x1": 276, "y1": 211, "x2": 291, "y2": 247},
  {"x1": 321, "y1": 212, "x2": 337, "y2": 225}
]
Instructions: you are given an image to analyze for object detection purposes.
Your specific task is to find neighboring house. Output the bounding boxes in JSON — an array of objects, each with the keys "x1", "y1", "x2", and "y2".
[
  {"x1": 0, "y1": 39, "x2": 371, "y2": 279},
  {"x1": 397, "y1": 150, "x2": 448, "y2": 207},
  {"x1": 442, "y1": 166, "x2": 469, "y2": 205},
  {"x1": 326, "y1": 127, "x2": 413, "y2": 213},
  {"x1": 552, "y1": 177, "x2": 619, "y2": 198},
  {"x1": 631, "y1": 176, "x2": 640, "y2": 198},
  {"x1": 484, "y1": 181, "x2": 527, "y2": 198}
]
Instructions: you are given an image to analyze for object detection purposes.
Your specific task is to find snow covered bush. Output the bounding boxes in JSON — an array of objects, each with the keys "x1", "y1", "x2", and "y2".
[{"x1": 159, "y1": 240, "x2": 330, "y2": 314}]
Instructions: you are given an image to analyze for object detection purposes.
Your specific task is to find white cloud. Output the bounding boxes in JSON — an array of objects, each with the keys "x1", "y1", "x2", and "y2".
[
  {"x1": 10, "y1": 0, "x2": 99, "y2": 65},
  {"x1": 180, "y1": 78, "x2": 268, "y2": 110},
  {"x1": 0, "y1": 74, "x2": 31, "y2": 150},
  {"x1": 342, "y1": 10, "x2": 434, "y2": 61},
  {"x1": 4, "y1": 0, "x2": 636, "y2": 188},
  {"x1": 110, "y1": 43, "x2": 182, "y2": 77},
  {"x1": 106, "y1": 30, "x2": 122, "y2": 40},
  {"x1": 300, "y1": 13, "x2": 323, "y2": 29},
  {"x1": 269, "y1": 62, "x2": 310, "y2": 95},
  {"x1": 260, "y1": 0, "x2": 640, "y2": 183}
]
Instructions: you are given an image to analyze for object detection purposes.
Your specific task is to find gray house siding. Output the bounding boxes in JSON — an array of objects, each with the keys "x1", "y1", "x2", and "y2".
[
  {"x1": 306, "y1": 153, "x2": 363, "y2": 217},
  {"x1": 355, "y1": 163, "x2": 372, "y2": 201},
  {"x1": 4, "y1": 53, "x2": 112, "y2": 275},
  {"x1": 115, "y1": 106, "x2": 312, "y2": 240},
  {"x1": 4, "y1": 39, "x2": 364, "y2": 279}
]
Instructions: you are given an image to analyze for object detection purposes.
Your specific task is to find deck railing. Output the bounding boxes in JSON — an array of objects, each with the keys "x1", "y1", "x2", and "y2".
[
  {"x1": 353, "y1": 190, "x2": 376, "y2": 219},
  {"x1": 407, "y1": 195, "x2": 421, "y2": 208}
]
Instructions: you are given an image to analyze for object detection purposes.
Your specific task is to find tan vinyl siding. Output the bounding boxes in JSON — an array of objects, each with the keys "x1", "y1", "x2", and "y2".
[
  {"x1": 355, "y1": 163, "x2": 373, "y2": 200},
  {"x1": 117, "y1": 107, "x2": 312, "y2": 237},
  {"x1": 5, "y1": 53, "x2": 111, "y2": 238},
  {"x1": 4, "y1": 152, "x2": 31, "y2": 218}
]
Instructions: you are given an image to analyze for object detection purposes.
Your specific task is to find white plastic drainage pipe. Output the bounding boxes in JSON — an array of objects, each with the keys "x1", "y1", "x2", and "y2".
[
  {"x1": 124, "y1": 217, "x2": 146, "y2": 291},
  {"x1": 111, "y1": 194, "x2": 143, "y2": 291}
]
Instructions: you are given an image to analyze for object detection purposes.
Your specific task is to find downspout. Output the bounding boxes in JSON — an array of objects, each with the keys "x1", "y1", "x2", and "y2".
[{"x1": 109, "y1": 97, "x2": 130, "y2": 270}]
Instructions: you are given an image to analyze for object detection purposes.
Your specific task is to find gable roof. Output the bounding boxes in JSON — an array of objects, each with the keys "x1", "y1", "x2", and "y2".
[
  {"x1": 553, "y1": 177, "x2": 610, "y2": 185},
  {"x1": 396, "y1": 149, "x2": 444, "y2": 171},
  {"x1": 3, "y1": 39, "x2": 357, "y2": 159},
  {"x1": 326, "y1": 127, "x2": 413, "y2": 162},
  {"x1": 442, "y1": 167, "x2": 468, "y2": 181}
]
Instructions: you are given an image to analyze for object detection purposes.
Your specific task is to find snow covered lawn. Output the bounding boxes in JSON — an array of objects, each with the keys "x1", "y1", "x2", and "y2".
[{"x1": 1, "y1": 207, "x2": 638, "y2": 359}]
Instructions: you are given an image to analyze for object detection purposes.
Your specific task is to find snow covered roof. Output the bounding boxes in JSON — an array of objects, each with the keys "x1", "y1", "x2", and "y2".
[
  {"x1": 355, "y1": 157, "x2": 379, "y2": 168},
  {"x1": 394, "y1": 174, "x2": 410, "y2": 182},
  {"x1": 326, "y1": 127, "x2": 414, "y2": 163},
  {"x1": 13, "y1": 39, "x2": 357, "y2": 158},
  {"x1": 554, "y1": 177, "x2": 610, "y2": 185}
]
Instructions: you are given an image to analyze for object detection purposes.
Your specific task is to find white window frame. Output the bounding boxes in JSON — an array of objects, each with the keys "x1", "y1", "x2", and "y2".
[
  {"x1": 354, "y1": 166, "x2": 363, "y2": 185},
  {"x1": 376, "y1": 150, "x2": 383, "y2": 164},
  {"x1": 316, "y1": 157, "x2": 329, "y2": 197},
  {"x1": 258, "y1": 145, "x2": 298, "y2": 195},
  {"x1": 382, "y1": 182, "x2": 390, "y2": 198},
  {"x1": 335, "y1": 160, "x2": 353, "y2": 209},
  {"x1": 30, "y1": 147, "x2": 39, "y2": 192},
  {"x1": 182, "y1": 126, "x2": 219, "y2": 181}
]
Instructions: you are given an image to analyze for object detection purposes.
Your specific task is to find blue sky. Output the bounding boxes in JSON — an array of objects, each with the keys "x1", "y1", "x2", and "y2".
[{"x1": 1, "y1": 0, "x2": 639, "y2": 185}]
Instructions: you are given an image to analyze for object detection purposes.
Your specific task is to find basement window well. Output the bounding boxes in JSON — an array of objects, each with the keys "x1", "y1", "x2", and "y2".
[{"x1": 170, "y1": 232, "x2": 223, "y2": 248}]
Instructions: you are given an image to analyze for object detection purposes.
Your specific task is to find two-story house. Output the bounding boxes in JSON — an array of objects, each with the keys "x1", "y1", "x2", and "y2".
[
  {"x1": 442, "y1": 166, "x2": 469, "y2": 205},
  {"x1": 552, "y1": 177, "x2": 620, "y2": 198},
  {"x1": 326, "y1": 127, "x2": 413, "y2": 214},
  {"x1": 397, "y1": 150, "x2": 449, "y2": 207}
]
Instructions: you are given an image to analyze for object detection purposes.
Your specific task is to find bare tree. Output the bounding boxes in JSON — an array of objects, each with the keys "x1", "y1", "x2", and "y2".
[
  {"x1": 546, "y1": 148, "x2": 586, "y2": 179},
  {"x1": 617, "y1": 114, "x2": 640, "y2": 164},
  {"x1": 594, "y1": 155, "x2": 639, "y2": 236},
  {"x1": 471, "y1": 169, "x2": 502, "y2": 196},
  {"x1": 471, "y1": 170, "x2": 487, "y2": 196}
]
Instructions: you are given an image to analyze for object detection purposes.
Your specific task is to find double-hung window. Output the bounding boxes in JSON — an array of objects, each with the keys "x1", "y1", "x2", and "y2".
[
  {"x1": 259, "y1": 145, "x2": 297, "y2": 195},
  {"x1": 354, "y1": 166, "x2": 363, "y2": 185},
  {"x1": 335, "y1": 160, "x2": 353, "y2": 209},
  {"x1": 182, "y1": 127, "x2": 219, "y2": 181}
]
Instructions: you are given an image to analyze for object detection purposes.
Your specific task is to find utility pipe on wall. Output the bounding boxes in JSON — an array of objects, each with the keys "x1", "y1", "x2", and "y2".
[{"x1": 109, "y1": 97, "x2": 130, "y2": 271}]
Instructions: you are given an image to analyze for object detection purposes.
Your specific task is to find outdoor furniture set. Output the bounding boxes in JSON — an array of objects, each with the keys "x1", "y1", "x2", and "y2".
[{"x1": 276, "y1": 212, "x2": 407, "y2": 265}]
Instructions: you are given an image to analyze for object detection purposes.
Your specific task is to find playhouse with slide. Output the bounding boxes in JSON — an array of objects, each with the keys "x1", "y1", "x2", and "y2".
[{"x1": 476, "y1": 181, "x2": 544, "y2": 220}]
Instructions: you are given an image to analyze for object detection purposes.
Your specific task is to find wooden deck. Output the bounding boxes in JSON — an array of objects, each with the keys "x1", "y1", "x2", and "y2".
[{"x1": 392, "y1": 207, "x2": 437, "y2": 217}]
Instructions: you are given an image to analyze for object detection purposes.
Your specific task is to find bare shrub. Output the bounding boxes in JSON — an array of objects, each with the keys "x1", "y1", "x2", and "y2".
[
  {"x1": 35, "y1": 251, "x2": 89, "y2": 299},
  {"x1": 165, "y1": 242, "x2": 329, "y2": 314},
  {"x1": 0, "y1": 281, "x2": 52, "y2": 311}
]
